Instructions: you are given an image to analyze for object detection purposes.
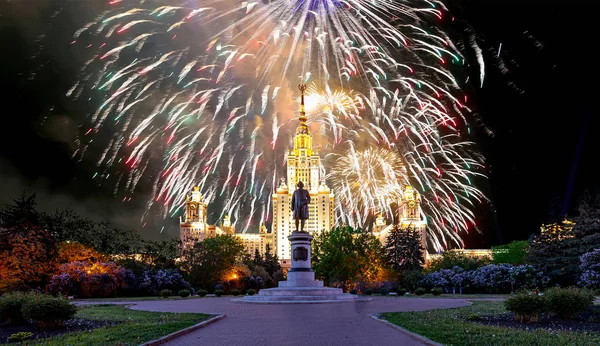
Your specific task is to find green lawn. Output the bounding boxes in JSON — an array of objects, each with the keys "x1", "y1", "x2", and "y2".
[
  {"x1": 396, "y1": 293, "x2": 509, "y2": 299},
  {"x1": 382, "y1": 301, "x2": 600, "y2": 346},
  {"x1": 27, "y1": 304, "x2": 212, "y2": 346}
]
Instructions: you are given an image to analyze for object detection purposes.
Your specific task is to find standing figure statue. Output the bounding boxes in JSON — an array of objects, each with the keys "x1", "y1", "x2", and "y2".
[{"x1": 291, "y1": 181, "x2": 311, "y2": 232}]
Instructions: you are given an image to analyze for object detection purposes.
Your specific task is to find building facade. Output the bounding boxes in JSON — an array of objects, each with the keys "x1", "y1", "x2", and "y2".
[
  {"x1": 179, "y1": 188, "x2": 275, "y2": 256},
  {"x1": 179, "y1": 186, "x2": 226, "y2": 253},
  {"x1": 372, "y1": 185, "x2": 427, "y2": 259},
  {"x1": 271, "y1": 85, "x2": 335, "y2": 263},
  {"x1": 235, "y1": 223, "x2": 275, "y2": 257}
]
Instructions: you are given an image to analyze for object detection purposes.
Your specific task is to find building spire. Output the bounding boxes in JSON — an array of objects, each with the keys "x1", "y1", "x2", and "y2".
[
  {"x1": 298, "y1": 84, "x2": 307, "y2": 125},
  {"x1": 293, "y1": 84, "x2": 312, "y2": 153}
]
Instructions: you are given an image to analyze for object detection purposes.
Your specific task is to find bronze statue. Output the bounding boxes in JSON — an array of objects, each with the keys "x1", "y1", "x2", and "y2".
[{"x1": 291, "y1": 180, "x2": 310, "y2": 232}]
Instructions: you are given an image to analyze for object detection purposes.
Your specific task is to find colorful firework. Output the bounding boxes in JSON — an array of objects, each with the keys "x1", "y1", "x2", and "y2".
[{"x1": 67, "y1": 0, "x2": 488, "y2": 249}]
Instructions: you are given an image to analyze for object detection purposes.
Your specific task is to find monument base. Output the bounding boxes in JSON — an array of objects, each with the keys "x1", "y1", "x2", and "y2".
[
  {"x1": 235, "y1": 230, "x2": 370, "y2": 303},
  {"x1": 236, "y1": 286, "x2": 364, "y2": 303}
]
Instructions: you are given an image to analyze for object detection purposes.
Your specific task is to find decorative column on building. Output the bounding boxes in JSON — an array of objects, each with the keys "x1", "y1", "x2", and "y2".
[{"x1": 271, "y1": 85, "x2": 334, "y2": 266}]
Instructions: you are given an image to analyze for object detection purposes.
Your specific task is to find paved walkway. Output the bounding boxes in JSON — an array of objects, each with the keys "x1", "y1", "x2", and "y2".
[{"x1": 79, "y1": 297, "x2": 470, "y2": 346}]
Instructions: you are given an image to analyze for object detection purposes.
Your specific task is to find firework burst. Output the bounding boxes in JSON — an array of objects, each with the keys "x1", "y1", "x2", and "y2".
[{"x1": 66, "y1": 0, "x2": 488, "y2": 249}]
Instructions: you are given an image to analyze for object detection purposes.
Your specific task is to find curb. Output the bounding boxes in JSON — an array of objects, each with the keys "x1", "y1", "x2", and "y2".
[
  {"x1": 369, "y1": 313, "x2": 443, "y2": 346},
  {"x1": 140, "y1": 314, "x2": 226, "y2": 346}
]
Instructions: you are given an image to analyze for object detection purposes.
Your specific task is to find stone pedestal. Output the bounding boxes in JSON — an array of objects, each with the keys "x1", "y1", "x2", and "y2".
[
  {"x1": 279, "y1": 231, "x2": 322, "y2": 288},
  {"x1": 237, "y1": 231, "x2": 369, "y2": 304}
]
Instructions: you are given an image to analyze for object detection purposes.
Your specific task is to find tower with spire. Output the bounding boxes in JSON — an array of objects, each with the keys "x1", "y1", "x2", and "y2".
[
  {"x1": 180, "y1": 186, "x2": 213, "y2": 253},
  {"x1": 271, "y1": 85, "x2": 335, "y2": 266}
]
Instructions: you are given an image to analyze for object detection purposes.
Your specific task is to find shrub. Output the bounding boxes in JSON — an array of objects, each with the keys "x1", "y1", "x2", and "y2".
[
  {"x1": 579, "y1": 249, "x2": 600, "y2": 289},
  {"x1": 160, "y1": 289, "x2": 172, "y2": 298},
  {"x1": 7, "y1": 332, "x2": 33, "y2": 342},
  {"x1": 469, "y1": 264, "x2": 513, "y2": 293},
  {"x1": 231, "y1": 289, "x2": 240, "y2": 296},
  {"x1": 49, "y1": 261, "x2": 129, "y2": 298},
  {"x1": 214, "y1": 290, "x2": 224, "y2": 297},
  {"x1": 140, "y1": 269, "x2": 191, "y2": 296},
  {"x1": 197, "y1": 289, "x2": 208, "y2": 297},
  {"x1": 364, "y1": 289, "x2": 373, "y2": 295},
  {"x1": 178, "y1": 289, "x2": 190, "y2": 298},
  {"x1": 242, "y1": 275, "x2": 265, "y2": 291},
  {"x1": 0, "y1": 292, "x2": 29, "y2": 324},
  {"x1": 432, "y1": 287, "x2": 444, "y2": 296},
  {"x1": 21, "y1": 294, "x2": 77, "y2": 328},
  {"x1": 349, "y1": 289, "x2": 358, "y2": 295},
  {"x1": 396, "y1": 288, "x2": 407, "y2": 296},
  {"x1": 545, "y1": 287, "x2": 594, "y2": 318},
  {"x1": 247, "y1": 289, "x2": 256, "y2": 296},
  {"x1": 504, "y1": 292, "x2": 548, "y2": 323},
  {"x1": 414, "y1": 287, "x2": 426, "y2": 296}
]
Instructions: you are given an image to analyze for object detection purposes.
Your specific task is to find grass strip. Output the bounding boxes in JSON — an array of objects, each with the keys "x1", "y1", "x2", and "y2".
[
  {"x1": 382, "y1": 301, "x2": 600, "y2": 346},
  {"x1": 29, "y1": 304, "x2": 211, "y2": 346}
]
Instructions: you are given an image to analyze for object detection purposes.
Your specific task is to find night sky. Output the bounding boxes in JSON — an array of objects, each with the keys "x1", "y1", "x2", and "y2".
[{"x1": 0, "y1": 0, "x2": 598, "y2": 248}]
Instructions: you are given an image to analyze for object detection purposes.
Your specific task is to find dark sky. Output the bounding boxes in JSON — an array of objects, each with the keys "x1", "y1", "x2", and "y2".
[{"x1": 0, "y1": 0, "x2": 598, "y2": 247}]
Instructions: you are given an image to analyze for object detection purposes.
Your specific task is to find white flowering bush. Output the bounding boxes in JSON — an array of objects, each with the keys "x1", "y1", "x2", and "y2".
[
  {"x1": 423, "y1": 264, "x2": 549, "y2": 293},
  {"x1": 578, "y1": 249, "x2": 600, "y2": 289}
]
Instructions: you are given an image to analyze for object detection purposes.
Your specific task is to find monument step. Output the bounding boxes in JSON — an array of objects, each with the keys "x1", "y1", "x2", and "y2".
[
  {"x1": 243, "y1": 294, "x2": 358, "y2": 301},
  {"x1": 258, "y1": 287, "x2": 343, "y2": 296}
]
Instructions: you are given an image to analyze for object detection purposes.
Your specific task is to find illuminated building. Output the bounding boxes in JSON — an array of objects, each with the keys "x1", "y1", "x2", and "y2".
[
  {"x1": 179, "y1": 186, "x2": 224, "y2": 253},
  {"x1": 271, "y1": 85, "x2": 335, "y2": 265},
  {"x1": 372, "y1": 185, "x2": 427, "y2": 259},
  {"x1": 179, "y1": 187, "x2": 275, "y2": 256},
  {"x1": 540, "y1": 218, "x2": 576, "y2": 239}
]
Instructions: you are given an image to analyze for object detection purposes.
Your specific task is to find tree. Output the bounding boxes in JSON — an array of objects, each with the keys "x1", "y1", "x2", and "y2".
[
  {"x1": 385, "y1": 225, "x2": 425, "y2": 272},
  {"x1": 262, "y1": 243, "x2": 281, "y2": 278},
  {"x1": 0, "y1": 195, "x2": 56, "y2": 293},
  {"x1": 182, "y1": 235, "x2": 246, "y2": 289},
  {"x1": 44, "y1": 209, "x2": 96, "y2": 244},
  {"x1": 44, "y1": 211, "x2": 142, "y2": 256},
  {"x1": 140, "y1": 239, "x2": 180, "y2": 269},
  {"x1": 56, "y1": 241, "x2": 105, "y2": 265},
  {"x1": 491, "y1": 240, "x2": 528, "y2": 265},
  {"x1": 252, "y1": 248, "x2": 263, "y2": 267},
  {"x1": 0, "y1": 227, "x2": 57, "y2": 293},
  {"x1": 0, "y1": 192, "x2": 42, "y2": 230},
  {"x1": 426, "y1": 250, "x2": 489, "y2": 273},
  {"x1": 527, "y1": 191, "x2": 600, "y2": 286},
  {"x1": 91, "y1": 221, "x2": 142, "y2": 255},
  {"x1": 312, "y1": 226, "x2": 388, "y2": 290}
]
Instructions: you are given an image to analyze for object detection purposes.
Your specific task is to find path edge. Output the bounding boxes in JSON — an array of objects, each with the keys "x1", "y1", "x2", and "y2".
[
  {"x1": 140, "y1": 314, "x2": 226, "y2": 346},
  {"x1": 370, "y1": 313, "x2": 443, "y2": 346}
]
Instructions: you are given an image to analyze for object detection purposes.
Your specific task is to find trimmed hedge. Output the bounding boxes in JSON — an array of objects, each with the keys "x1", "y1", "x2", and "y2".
[
  {"x1": 504, "y1": 292, "x2": 548, "y2": 323},
  {"x1": 431, "y1": 287, "x2": 444, "y2": 296},
  {"x1": 21, "y1": 294, "x2": 77, "y2": 328},
  {"x1": 545, "y1": 287, "x2": 594, "y2": 318},
  {"x1": 160, "y1": 289, "x2": 172, "y2": 298},
  {"x1": 0, "y1": 292, "x2": 29, "y2": 324}
]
